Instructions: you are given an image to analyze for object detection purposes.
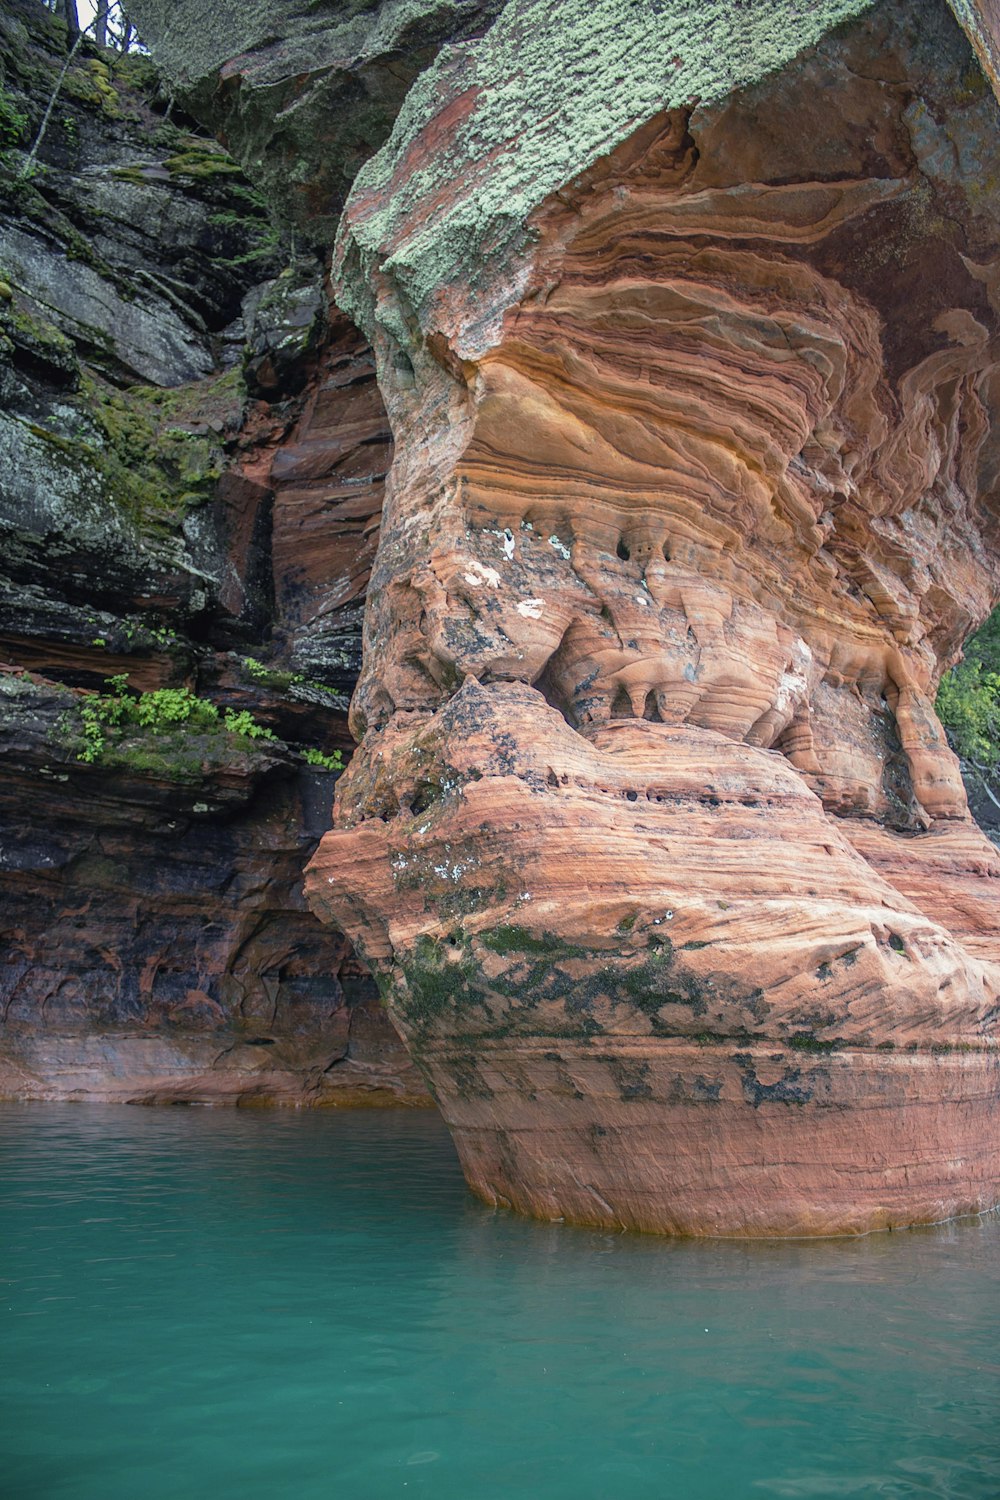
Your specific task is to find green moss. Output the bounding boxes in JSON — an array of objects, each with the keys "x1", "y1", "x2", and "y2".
[
  {"x1": 165, "y1": 146, "x2": 244, "y2": 181},
  {"x1": 110, "y1": 165, "x2": 153, "y2": 185},
  {"x1": 788, "y1": 1033, "x2": 842, "y2": 1053},
  {"x1": 100, "y1": 736, "x2": 208, "y2": 782},
  {"x1": 589, "y1": 940, "x2": 679, "y2": 1017},
  {"x1": 400, "y1": 933, "x2": 478, "y2": 1024},
  {"x1": 112, "y1": 53, "x2": 159, "y2": 92},
  {"x1": 479, "y1": 924, "x2": 587, "y2": 958},
  {"x1": 61, "y1": 57, "x2": 123, "y2": 118},
  {"x1": 239, "y1": 655, "x2": 303, "y2": 692},
  {"x1": 75, "y1": 366, "x2": 244, "y2": 532},
  {"x1": 5, "y1": 300, "x2": 77, "y2": 376}
]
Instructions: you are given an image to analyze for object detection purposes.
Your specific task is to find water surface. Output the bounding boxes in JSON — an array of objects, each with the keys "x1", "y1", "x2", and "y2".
[{"x1": 2, "y1": 1105, "x2": 998, "y2": 1498}]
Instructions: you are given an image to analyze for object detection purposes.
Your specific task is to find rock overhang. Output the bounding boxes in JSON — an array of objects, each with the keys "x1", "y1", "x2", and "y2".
[
  {"x1": 303, "y1": 0, "x2": 1000, "y2": 1234},
  {"x1": 121, "y1": 0, "x2": 1000, "y2": 1232}
]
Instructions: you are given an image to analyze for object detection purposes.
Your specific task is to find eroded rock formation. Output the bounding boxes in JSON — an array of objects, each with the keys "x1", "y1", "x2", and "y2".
[{"x1": 305, "y1": 0, "x2": 1000, "y2": 1232}]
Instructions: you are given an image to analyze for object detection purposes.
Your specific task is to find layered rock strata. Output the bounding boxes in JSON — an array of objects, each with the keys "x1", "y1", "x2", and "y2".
[
  {"x1": 0, "y1": 1, "x2": 428, "y2": 1106},
  {"x1": 306, "y1": 0, "x2": 1000, "y2": 1231}
]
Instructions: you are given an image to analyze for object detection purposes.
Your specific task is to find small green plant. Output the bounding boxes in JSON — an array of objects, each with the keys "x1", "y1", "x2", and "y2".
[
  {"x1": 303, "y1": 746, "x2": 344, "y2": 772},
  {"x1": 223, "y1": 708, "x2": 277, "y2": 741},
  {"x1": 937, "y1": 608, "x2": 1000, "y2": 766},
  {"x1": 0, "y1": 87, "x2": 28, "y2": 156},
  {"x1": 74, "y1": 676, "x2": 276, "y2": 762},
  {"x1": 239, "y1": 656, "x2": 304, "y2": 690},
  {"x1": 208, "y1": 208, "x2": 282, "y2": 268}
]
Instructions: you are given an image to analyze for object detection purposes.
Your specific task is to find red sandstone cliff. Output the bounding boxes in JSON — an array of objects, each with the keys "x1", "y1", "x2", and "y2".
[
  {"x1": 6, "y1": 0, "x2": 1000, "y2": 1236},
  {"x1": 303, "y1": 0, "x2": 1000, "y2": 1233}
]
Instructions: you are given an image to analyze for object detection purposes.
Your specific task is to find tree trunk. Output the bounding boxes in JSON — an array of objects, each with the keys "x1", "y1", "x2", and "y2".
[{"x1": 54, "y1": 0, "x2": 81, "y2": 35}]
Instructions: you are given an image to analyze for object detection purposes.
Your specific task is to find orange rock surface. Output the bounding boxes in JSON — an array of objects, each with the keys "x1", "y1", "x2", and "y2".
[{"x1": 306, "y1": 0, "x2": 1000, "y2": 1233}]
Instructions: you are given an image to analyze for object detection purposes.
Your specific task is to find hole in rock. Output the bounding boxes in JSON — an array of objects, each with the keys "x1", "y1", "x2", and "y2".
[
  {"x1": 610, "y1": 686, "x2": 632, "y2": 719},
  {"x1": 662, "y1": 542, "x2": 672, "y2": 562},
  {"x1": 625, "y1": 790, "x2": 638, "y2": 802},
  {"x1": 643, "y1": 691, "x2": 663, "y2": 722},
  {"x1": 534, "y1": 662, "x2": 577, "y2": 728},
  {"x1": 409, "y1": 783, "x2": 439, "y2": 817},
  {"x1": 546, "y1": 769, "x2": 560, "y2": 788},
  {"x1": 617, "y1": 539, "x2": 631, "y2": 562}
]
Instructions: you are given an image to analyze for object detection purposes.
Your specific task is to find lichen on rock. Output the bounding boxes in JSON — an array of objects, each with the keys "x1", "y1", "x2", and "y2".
[
  {"x1": 0, "y1": 0, "x2": 422, "y2": 1110},
  {"x1": 304, "y1": 0, "x2": 1000, "y2": 1234}
]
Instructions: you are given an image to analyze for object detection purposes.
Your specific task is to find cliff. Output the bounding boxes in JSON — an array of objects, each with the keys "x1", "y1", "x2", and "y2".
[
  {"x1": 0, "y1": 0, "x2": 425, "y2": 1105},
  {"x1": 5, "y1": 0, "x2": 1000, "y2": 1235},
  {"x1": 303, "y1": 0, "x2": 1000, "y2": 1233}
]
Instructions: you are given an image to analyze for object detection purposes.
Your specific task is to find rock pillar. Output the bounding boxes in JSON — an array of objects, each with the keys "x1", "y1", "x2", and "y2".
[{"x1": 307, "y1": 0, "x2": 1000, "y2": 1233}]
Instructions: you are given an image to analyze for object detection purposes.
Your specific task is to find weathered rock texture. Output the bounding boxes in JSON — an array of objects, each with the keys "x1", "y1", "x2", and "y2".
[
  {"x1": 305, "y1": 0, "x2": 1000, "y2": 1232},
  {"x1": 124, "y1": 0, "x2": 506, "y2": 243},
  {"x1": 0, "y1": 0, "x2": 428, "y2": 1106}
]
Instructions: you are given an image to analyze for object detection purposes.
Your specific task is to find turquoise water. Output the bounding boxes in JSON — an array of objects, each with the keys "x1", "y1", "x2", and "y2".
[{"x1": 2, "y1": 1106, "x2": 999, "y2": 1499}]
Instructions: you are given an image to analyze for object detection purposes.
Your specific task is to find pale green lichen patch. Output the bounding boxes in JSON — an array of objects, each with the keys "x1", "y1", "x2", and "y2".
[
  {"x1": 950, "y1": 0, "x2": 1000, "y2": 97},
  {"x1": 337, "y1": 0, "x2": 879, "y2": 346}
]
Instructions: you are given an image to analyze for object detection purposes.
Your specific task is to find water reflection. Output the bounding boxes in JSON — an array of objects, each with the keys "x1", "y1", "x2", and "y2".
[{"x1": 1, "y1": 1105, "x2": 998, "y2": 1499}]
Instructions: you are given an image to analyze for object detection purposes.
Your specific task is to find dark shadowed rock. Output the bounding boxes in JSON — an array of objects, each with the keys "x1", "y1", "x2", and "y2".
[{"x1": 0, "y1": 0, "x2": 423, "y2": 1107}]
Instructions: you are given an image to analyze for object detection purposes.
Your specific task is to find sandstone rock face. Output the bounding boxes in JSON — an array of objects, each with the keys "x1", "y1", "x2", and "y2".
[
  {"x1": 0, "y1": 673, "x2": 427, "y2": 1107},
  {"x1": 306, "y1": 0, "x2": 1000, "y2": 1232},
  {"x1": 124, "y1": 0, "x2": 506, "y2": 243},
  {"x1": 0, "y1": 2, "x2": 428, "y2": 1108}
]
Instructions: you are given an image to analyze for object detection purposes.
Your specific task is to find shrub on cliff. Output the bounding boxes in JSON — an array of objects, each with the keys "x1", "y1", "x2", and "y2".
[
  {"x1": 936, "y1": 609, "x2": 1000, "y2": 766},
  {"x1": 76, "y1": 674, "x2": 277, "y2": 763},
  {"x1": 69, "y1": 674, "x2": 343, "y2": 778}
]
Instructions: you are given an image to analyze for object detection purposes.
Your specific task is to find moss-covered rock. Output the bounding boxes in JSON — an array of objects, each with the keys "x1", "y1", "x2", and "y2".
[{"x1": 124, "y1": 0, "x2": 508, "y2": 244}]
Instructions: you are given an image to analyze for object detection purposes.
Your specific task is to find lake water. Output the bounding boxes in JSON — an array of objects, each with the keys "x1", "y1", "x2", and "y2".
[{"x1": 1, "y1": 1105, "x2": 998, "y2": 1499}]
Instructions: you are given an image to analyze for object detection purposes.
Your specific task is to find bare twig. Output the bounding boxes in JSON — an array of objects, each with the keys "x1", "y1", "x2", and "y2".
[
  {"x1": 21, "y1": 0, "x2": 134, "y2": 178},
  {"x1": 20, "y1": 27, "x2": 83, "y2": 177}
]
